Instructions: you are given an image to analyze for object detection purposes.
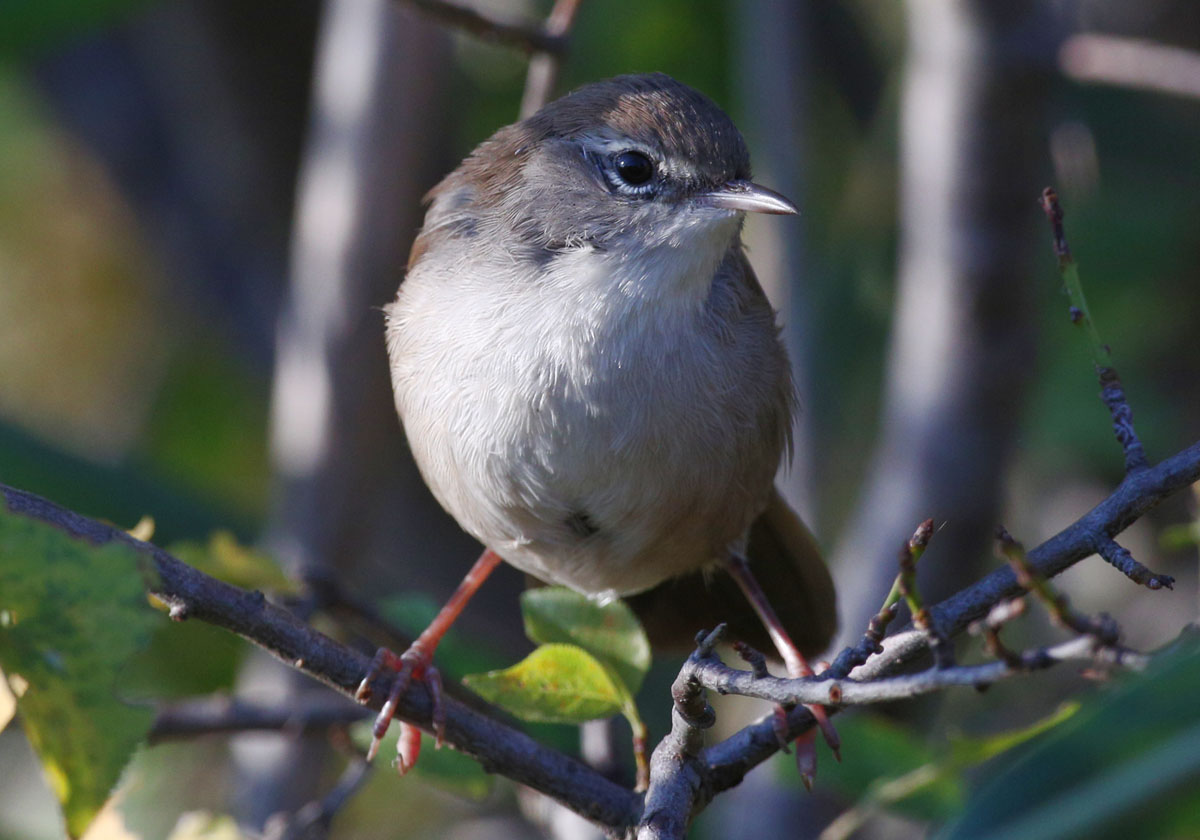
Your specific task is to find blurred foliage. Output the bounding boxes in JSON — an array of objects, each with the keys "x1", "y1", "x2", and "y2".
[
  {"x1": 166, "y1": 531, "x2": 294, "y2": 596},
  {"x1": 378, "y1": 593, "x2": 509, "y2": 680},
  {"x1": 0, "y1": 69, "x2": 171, "y2": 463},
  {"x1": 782, "y1": 702, "x2": 1078, "y2": 834},
  {"x1": 938, "y1": 630, "x2": 1200, "y2": 840},
  {"x1": 0, "y1": 0, "x2": 155, "y2": 58},
  {"x1": 349, "y1": 721, "x2": 494, "y2": 800},
  {"x1": 123, "y1": 531, "x2": 291, "y2": 699},
  {"x1": 165, "y1": 812, "x2": 245, "y2": 840}
]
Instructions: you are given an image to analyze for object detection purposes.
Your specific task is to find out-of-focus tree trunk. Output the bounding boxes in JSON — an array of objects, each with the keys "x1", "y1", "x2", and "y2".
[
  {"x1": 231, "y1": 0, "x2": 463, "y2": 829},
  {"x1": 735, "y1": 0, "x2": 817, "y2": 526},
  {"x1": 832, "y1": 0, "x2": 1055, "y2": 651}
]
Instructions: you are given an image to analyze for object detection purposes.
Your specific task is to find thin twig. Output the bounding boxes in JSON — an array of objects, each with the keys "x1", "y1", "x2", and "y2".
[
  {"x1": 1040, "y1": 187, "x2": 1148, "y2": 472},
  {"x1": 893, "y1": 519, "x2": 953, "y2": 667},
  {"x1": 149, "y1": 695, "x2": 368, "y2": 743},
  {"x1": 1096, "y1": 536, "x2": 1174, "y2": 590},
  {"x1": 0, "y1": 482, "x2": 642, "y2": 831},
  {"x1": 263, "y1": 758, "x2": 372, "y2": 840},
  {"x1": 686, "y1": 635, "x2": 1142, "y2": 708},
  {"x1": 636, "y1": 627, "x2": 723, "y2": 840},
  {"x1": 401, "y1": 0, "x2": 566, "y2": 55},
  {"x1": 5, "y1": 431, "x2": 1200, "y2": 835},
  {"x1": 519, "y1": 0, "x2": 584, "y2": 118}
]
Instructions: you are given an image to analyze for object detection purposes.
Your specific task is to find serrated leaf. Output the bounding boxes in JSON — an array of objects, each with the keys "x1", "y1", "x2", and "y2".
[
  {"x1": 463, "y1": 643, "x2": 625, "y2": 724},
  {"x1": 521, "y1": 588, "x2": 650, "y2": 696},
  {"x1": 0, "y1": 504, "x2": 160, "y2": 838}
]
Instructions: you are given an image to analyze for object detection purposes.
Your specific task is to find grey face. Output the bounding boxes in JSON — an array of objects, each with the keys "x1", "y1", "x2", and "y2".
[{"x1": 443, "y1": 73, "x2": 794, "y2": 256}]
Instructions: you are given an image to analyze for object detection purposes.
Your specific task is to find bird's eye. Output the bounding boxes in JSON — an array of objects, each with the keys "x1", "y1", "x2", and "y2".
[{"x1": 614, "y1": 151, "x2": 654, "y2": 186}]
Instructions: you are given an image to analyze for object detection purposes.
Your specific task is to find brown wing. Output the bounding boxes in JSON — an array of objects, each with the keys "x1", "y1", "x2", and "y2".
[{"x1": 626, "y1": 487, "x2": 838, "y2": 659}]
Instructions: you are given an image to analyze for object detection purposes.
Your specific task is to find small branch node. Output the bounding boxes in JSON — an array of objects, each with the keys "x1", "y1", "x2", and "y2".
[
  {"x1": 1096, "y1": 537, "x2": 1174, "y2": 590},
  {"x1": 1098, "y1": 367, "x2": 1150, "y2": 472},
  {"x1": 1040, "y1": 187, "x2": 1071, "y2": 265},
  {"x1": 826, "y1": 682, "x2": 843, "y2": 705},
  {"x1": 733, "y1": 641, "x2": 770, "y2": 679}
]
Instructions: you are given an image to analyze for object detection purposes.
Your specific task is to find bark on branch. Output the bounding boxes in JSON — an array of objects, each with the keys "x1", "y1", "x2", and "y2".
[{"x1": 3, "y1": 432, "x2": 1198, "y2": 836}]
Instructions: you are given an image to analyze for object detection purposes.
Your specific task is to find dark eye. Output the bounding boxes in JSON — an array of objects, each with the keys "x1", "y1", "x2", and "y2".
[{"x1": 614, "y1": 151, "x2": 654, "y2": 186}]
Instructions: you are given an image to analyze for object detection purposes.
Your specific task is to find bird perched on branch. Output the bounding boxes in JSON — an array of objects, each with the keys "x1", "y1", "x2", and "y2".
[{"x1": 358, "y1": 72, "x2": 838, "y2": 780}]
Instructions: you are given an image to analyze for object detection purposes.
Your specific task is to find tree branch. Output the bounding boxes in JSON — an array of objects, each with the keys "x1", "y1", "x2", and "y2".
[
  {"x1": 4, "y1": 429, "x2": 1198, "y2": 835},
  {"x1": 149, "y1": 695, "x2": 369, "y2": 743},
  {"x1": 637, "y1": 628, "x2": 722, "y2": 839},
  {"x1": 400, "y1": 0, "x2": 567, "y2": 55},
  {"x1": 519, "y1": 0, "x2": 584, "y2": 118},
  {"x1": 0, "y1": 482, "x2": 642, "y2": 832}
]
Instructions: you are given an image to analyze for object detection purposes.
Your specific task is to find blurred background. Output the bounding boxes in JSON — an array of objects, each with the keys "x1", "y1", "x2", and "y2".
[{"x1": 0, "y1": 0, "x2": 1198, "y2": 837}]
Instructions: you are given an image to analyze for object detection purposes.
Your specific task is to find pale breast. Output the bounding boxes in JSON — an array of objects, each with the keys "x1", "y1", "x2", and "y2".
[{"x1": 387, "y1": 242, "x2": 792, "y2": 596}]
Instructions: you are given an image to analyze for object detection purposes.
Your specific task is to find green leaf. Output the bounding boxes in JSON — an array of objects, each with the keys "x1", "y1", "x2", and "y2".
[
  {"x1": 463, "y1": 643, "x2": 626, "y2": 724},
  {"x1": 0, "y1": 504, "x2": 160, "y2": 838},
  {"x1": 520, "y1": 588, "x2": 651, "y2": 696},
  {"x1": 938, "y1": 633, "x2": 1200, "y2": 840}
]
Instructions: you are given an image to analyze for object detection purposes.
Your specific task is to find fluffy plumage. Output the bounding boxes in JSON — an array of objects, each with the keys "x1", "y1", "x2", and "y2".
[{"x1": 387, "y1": 73, "x2": 835, "y2": 652}]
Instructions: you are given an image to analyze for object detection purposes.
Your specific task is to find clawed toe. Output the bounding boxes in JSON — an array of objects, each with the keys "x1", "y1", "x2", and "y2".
[{"x1": 357, "y1": 645, "x2": 440, "y2": 766}]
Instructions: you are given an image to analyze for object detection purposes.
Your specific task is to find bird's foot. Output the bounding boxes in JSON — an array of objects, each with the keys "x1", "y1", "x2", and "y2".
[{"x1": 355, "y1": 643, "x2": 445, "y2": 774}]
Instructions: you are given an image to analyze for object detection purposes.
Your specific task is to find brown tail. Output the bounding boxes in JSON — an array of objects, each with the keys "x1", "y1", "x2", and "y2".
[{"x1": 627, "y1": 488, "x2": 838, "y2": 659}]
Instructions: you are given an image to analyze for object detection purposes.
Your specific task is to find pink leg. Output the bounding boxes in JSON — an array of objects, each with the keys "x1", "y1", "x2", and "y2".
[
  {"x1": 725, "y1": 553, "x2": 841, "y2": 776},
  {"x1": 355, "y1": 548, "x2": 504, "y2": 769}
]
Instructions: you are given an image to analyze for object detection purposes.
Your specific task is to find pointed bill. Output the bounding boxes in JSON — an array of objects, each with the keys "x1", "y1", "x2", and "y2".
[{"x1": 699, "y1": 179, "x2": 798, "y2": 215}]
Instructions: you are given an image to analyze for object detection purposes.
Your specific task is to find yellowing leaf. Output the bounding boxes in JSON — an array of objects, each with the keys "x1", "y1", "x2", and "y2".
[
  {"x1": 463, "y1": 643, "x2": 625, "y2": 724},
  {"x1": 167, "y1": 811, "x2": 247, "y2": 840},
  {"x1": 0, "y1": 667, "x2": 16, "y2": 732},
  {"x1": 167, "y1": 531, "x2": 295, "y2": 595},
  {"x1": 521, "y1": 588, "x2": 650, "y2": 696},
  {"x1": 0, "y1": 504, "x2": 160, "y2": 838}
]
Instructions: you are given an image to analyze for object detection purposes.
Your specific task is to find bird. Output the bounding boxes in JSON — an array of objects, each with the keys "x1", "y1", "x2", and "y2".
[{"x1": 357, "y1": 72, "x2": 838, "y2": 778}]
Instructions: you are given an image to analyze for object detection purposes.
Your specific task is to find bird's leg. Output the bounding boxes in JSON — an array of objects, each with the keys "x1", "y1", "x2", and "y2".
[
  {"x1": 725, "y1": 552, "x2": 841, "y2": 781},
  {"x1": 355, "y1": 547, "x2": 504, "y2": 771}
]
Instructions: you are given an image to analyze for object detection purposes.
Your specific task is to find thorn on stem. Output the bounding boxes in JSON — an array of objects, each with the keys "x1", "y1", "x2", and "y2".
[{"x1": 733, "y1": 640, "x2": 770, "y2": 679}]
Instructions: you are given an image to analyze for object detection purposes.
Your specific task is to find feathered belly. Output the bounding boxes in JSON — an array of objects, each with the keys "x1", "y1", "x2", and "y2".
[
  {"x1": 387, "y1": 253, "x2": 791, "y2": 595},
  {"x1": 395, "y1": 341, "x2": 781, "y2": 595}
]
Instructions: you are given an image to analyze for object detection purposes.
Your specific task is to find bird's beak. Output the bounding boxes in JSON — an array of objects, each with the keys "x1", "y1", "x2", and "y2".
[{"x1": 699, "y1": 180, "x2": 798, "y2": 215}]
